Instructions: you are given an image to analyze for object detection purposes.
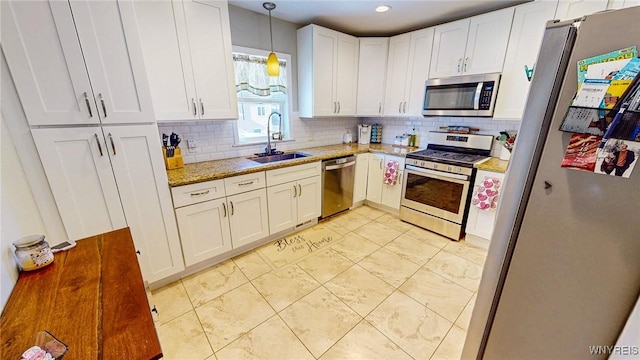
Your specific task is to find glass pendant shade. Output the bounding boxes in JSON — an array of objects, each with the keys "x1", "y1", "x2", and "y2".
[{"x1": 267, "y1": 52, "x2": 280, "y2": 76}]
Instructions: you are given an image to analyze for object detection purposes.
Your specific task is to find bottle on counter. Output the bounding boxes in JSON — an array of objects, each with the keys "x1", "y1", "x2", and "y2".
[{"x1": 408, "y1": 128, "x2": 417, "y2": 147}]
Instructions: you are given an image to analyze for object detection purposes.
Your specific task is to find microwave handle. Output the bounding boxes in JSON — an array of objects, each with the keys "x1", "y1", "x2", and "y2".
[{"x1": 473, "y1": 83, "x2": 483, "y2": 110}]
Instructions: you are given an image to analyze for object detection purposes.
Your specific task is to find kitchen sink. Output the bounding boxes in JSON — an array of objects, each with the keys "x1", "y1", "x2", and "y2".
[{"x1": 247, "y1": 152, "x2": 310, "y2": 164}]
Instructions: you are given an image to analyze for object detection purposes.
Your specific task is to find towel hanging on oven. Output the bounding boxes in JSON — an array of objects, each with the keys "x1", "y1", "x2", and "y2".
[
  {"x1": 471, "y1": 177, "x2": 501, "y2": 210},
  {"x1": 383, "y1": 160, "x2": 399, "y2": 186}
]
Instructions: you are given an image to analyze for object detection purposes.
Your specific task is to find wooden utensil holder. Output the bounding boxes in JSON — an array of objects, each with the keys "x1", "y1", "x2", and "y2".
[{"x1": 163, "y1": 147, "x2": 184, "y2": 170}]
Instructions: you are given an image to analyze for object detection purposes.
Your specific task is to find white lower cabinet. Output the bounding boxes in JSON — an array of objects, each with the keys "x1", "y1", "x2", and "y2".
[
  {"x1": 366, "y1": 154, "x2": 405, "y2": 209},
  {"x1": 353, "y1": 153, "x2": 369, "y2": 203},
  {"x1": 227, "y1": 188, "x2": 270, "y2": 248},
  {"x1": 465, "y1": 169, "x2": 506, "y2": 247}
]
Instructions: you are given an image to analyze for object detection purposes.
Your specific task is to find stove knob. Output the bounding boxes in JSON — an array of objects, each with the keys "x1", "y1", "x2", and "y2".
[
  {"x1": 456, "y1": 167, "x2": 462, "y2": 173},
  {"x1": 433, "y1": 164, "x2": 438, "y2": 169},
  {"x1": 420, "y1": 161, "x2": 425, "y2": 167},
  {"x1": 447, "y1": 166, "x2": 452, "y2": 172}
]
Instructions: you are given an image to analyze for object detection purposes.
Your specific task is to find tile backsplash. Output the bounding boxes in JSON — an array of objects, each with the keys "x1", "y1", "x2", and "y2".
[{"x1": 158, "y1": 113, "x2": 521, "y2": 164}]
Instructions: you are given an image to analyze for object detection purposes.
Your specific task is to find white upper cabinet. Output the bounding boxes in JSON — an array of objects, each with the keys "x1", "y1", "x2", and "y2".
[
  {"x1": 384, "y1": 27, "x2": 435, "y2": 116},
  {"x1": 555, "y1": 0, "x2": 608, "y2": 20},
  {"x1": 609, "y1": 0, "x2": 640, "y2": 9},
  {"x1": 430, "y1": 8, "x2": 514, "y2": 78},
  {"x1": 356, "y1": 38, "x2": 389, "y2": 116},
  {"x1": 134, "y1": 0, "x2": 237, "y2": 121},
  {"x1": 493, "y1": 1, "x2": 558, "y2": 120},
  {"x1": 298, "y1": 24, "x2": 359, "y2": 117},
  {"x1": 1, "y1": 0, "x2": 154, "y2": 126}
]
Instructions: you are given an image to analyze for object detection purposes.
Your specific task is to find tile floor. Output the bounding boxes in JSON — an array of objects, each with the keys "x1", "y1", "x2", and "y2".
[{"x1": 152, "y1": 205, "x2": 487, "y2": 360}]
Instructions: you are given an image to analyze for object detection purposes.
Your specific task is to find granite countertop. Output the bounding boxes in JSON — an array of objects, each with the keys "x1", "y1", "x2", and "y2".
[
  {"x1": 167, "y1": 143, "x2": 420, "y2": 187},
  {"x1": 475, "y1": 157, "x2": 509, "y2": 173}
]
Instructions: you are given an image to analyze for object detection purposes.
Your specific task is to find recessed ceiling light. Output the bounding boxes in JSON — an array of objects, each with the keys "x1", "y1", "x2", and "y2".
[{"x1": 375, "y1": 5, "x2": 391, "y2": 13}]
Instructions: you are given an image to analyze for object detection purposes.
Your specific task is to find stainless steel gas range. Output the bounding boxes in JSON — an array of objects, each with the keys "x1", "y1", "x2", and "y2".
[{"x1": 400, "y1": 132, "x2": 493, "y2": 240}]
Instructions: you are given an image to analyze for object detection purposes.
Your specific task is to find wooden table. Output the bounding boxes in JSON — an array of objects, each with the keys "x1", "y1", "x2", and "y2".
[{"x1": 1, "y1": 228, "x2": 162, "y2": 359}]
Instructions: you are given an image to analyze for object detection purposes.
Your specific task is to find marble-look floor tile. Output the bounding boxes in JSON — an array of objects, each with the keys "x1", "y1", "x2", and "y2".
[
  {"x1": 399, "y1": 268, "x2": 473, "y2": 322},
  {"x1": 353, "y1": 221, "x2": 403, "y2": 246},
  {"x1": 443, "y1": 240, "x2": 487, "y2": 266},
  {"x1": 232, "y1": 251, "x2": 273, "y2": 280},
  {"x1": 320, "y1": 217, "x2": 351, "y2": 236},
  {"x1": 324, "y1": 264, "x2": 395, "y2": 317},
  {"x1": 431, "y1": 325, "x2": 467, "y2": 360},
  {"x1": 331, "y1": 232, "x2": 380, "y2": 263},
  {"x1": 405, "y1": 227, "x2": 452, "y2": 249},
  {"x1": 352, "y1": 205, "x2": 386, "y2": 220},
  {"x1": 384, "y1": 233, "x2": 441, "y2": 266},
  {"x1": 455, "y1": 294, "x2": 476, "y2": 331},
  {"x1": 331, "y1": 211, "x2": 372, "y2": 231},
  {"x1": 297, "y1": 248, "x2": 354, "y2": 284},
  {"x1": 196, "y1": 283, "x2": 275, "y2": 351},
  {"x1": 251, "y1": 265, "x2": 320, "y2": 312},
  {"x1": 182, "y1": 260, "x2": 248, "y2": 307},
  {"x1": 320, "y1": 320, "x2": 412, "y2": 360},
  {"x1": 366, "y1": 291, "x2": 452, "y2": 360},
  {"x1": 156, "y1": 310, "x2": 213, "y2": 360},
  {"x1": 424, "y1": 251, "x2": 483, "y2": 292},
  {"x1": 216, "y1": 315, "x2": 314, "y2": 360},
  {"x1": 151, "y1": 280, "x2": 193, "y2": 324},
  {"x1": 280, "y1": 287, "x2": 361, "y2": 358},
  {"x1": 375, "y1": 213, "x2": 415, "y2": 233},
  {"x1": 359, "y1": 247, "x2": 421, "y2": 288}
]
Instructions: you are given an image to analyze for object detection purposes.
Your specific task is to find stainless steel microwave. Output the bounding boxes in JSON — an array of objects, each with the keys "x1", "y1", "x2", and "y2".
[{"x1": 422, "y1": 73, "x2": 501, "y2": 117}]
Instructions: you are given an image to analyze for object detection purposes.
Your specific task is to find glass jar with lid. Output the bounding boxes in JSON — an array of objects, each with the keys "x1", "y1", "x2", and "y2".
[{"x1": 13, "y1": 235, "x2": 54, "y2": 271}]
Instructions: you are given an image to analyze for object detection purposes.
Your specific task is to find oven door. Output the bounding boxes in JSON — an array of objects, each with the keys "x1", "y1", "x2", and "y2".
[{"x1": 401, "y1": 165, "x2": 471, "y2": 224}]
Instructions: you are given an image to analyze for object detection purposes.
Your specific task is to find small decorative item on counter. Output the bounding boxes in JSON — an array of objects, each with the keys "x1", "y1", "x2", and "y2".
[
  {"x1": 497, "y1": 131, "x2": 517, "y2": 160},
  {"x1": 343, "y1": 130, "x2": 352, "y2": 143},
  {"x1": 408, "y1": 128, "x2": 417, "y2": 147},
  {"x1": 13, "y1": 235, "x2": 54, "y2": 271},
  {"x1": 370, "y1": 124, "x2": 382, "y2": 143},
  {"x1": 21, "y1": 331, "x2": 68, "y2": 360}
]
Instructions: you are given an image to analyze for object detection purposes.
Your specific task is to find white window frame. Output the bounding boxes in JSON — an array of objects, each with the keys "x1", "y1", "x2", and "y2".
[{"x1": 232, "y1": 46, "x2": 294, "y2": 146}]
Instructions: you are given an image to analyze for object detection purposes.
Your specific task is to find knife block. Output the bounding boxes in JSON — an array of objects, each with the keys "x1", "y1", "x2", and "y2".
[{"x1": 163, "y1": 147, "x2": 184, "y2": 170}]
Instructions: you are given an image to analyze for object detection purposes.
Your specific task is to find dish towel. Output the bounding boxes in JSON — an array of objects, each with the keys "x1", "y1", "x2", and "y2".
[
  {"x1": 383, "y1": 160, "x2": 399, "y2": 185},
  {"x1": 471, "y1": 177, "x2": 501, "y2": 210}
]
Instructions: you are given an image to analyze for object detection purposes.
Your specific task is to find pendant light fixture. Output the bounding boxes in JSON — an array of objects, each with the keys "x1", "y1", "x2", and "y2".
[{"x1": 263, "y1": 2, "x2": 280, "y2": 76}]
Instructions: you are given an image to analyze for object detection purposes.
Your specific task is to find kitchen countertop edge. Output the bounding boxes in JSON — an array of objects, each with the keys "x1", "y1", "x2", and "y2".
[{"x1": 475, "y1": 157, "x2": 509, "y2": 173}]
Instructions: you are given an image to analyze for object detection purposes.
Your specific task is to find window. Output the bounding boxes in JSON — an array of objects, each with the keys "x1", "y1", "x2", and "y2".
[{"x1": 232, "y1": 47, "x2": 292, "y2": 145}]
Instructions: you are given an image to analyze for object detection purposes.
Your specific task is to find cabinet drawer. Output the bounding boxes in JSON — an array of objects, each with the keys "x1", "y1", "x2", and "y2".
[
  {"x1": 266, "y1": 162, "x2": 321, "y2": 186},
  {"x1": 224, "y1": 172, "x2": 266, "y2": 196},
  {"x1": 172, "y1": 179, "x2": 226, "y2": 208}
]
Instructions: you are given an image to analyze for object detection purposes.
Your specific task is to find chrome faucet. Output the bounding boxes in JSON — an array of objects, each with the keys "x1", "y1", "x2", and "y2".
[{"x1": 266, "y1": 111, "x2": 282, "y2": 155}]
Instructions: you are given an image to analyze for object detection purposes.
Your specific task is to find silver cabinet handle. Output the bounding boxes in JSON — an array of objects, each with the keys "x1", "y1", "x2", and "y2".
[
  {"x1": 192, "y1": 98, "x2": 196, "y2": 116},
  {"x1": 238, "y1": 181, "x2": 254, "y2": 186},
  {"x1": 457, "y1": 58, "x2": 462, "y2": 73},
  {"x1": 200, "y1": 98, "x2": 204, "y2": 116},
  {"x1": 99, "y1": 93, "x2": 107, "y2": 118},
  {"x1": 337, "y1": 102, "x2": 340, "y2": 113},
  {"x1": 379, "y1": 159, "x2": 383, "y2": 169},
  {"x1": 378, "y1": 102, "x2": 381, "y2": 114},
  {"x1": 222, "y1": 202, "x2": 227, "y2": 217},
  {"x1": 333, "y1": 102, "x2": 337, "y2": 114},
  {"x1": 464, "y1": 57, "x2": 469, "y2": 72},
  {"x1": 190, "y1": 190, "x2": 210, "y2": 196},
  {"x1": 293, "y1": 185, "x2": 297, "y2": 198},
  {"x1": 298, "y1": 184, "x2": 302, "y2": 196},
  {"x1": 95, "y1": 133, "x2": 103, "y2": 156},
  {"x1": 84, "y1": 92, "x2": 93, "y2": 117},
  {"x1": 108, "y1": 133, "x2": 116, "y2": 155},
  {"x1": 398, "y1": 102, "x2": 402, "y2": 113},
  {"x1": 230, "y1": 201, "x2": 234, "y2": 215},
  {"x1": 403, "y1": 102, "x2": 407, "y2": 114}
]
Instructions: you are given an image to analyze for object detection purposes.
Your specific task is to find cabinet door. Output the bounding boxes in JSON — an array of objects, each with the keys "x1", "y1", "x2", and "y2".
[
  {"x1": 356, "y1": 38, "x2": 389, "y2": 116},
  {"x1": 70, "y1": 1, "x2": 155, "y2": 124},
  {"x1": 430, "y1": 18, "x2": 469, "y2": 78},
  {"x1": 1, "y1": 1, "x2": 98, "y2": 126},
  {"x1": 267, "y1": 182, "x2": 297, "y2": 234},
  {"x1": 107, "y1": 125, "x2": 184, "y2": 282},
  {"x1": 175, "y1": 198, "x2": 232, "y2": 266},
  {"x1": 228, "y1": 189, "x2": 270, "y2": 248},
  {"x1": 493, "y1": 1, "x2": 557, "y2": 120},
  {"x1": 353, "y1": 153, "x2": 369, "y2": 203},
  {"x1": 366, "y1": 153, "x2": 385, "y2": 204},
  {"x1": 312, "y1": 26, "x2": 338, "y2": 116},
  {"x1": 335, "y1": 33, "x2": 359, "y2": 116},
  {"x1": 182, "y1": 0, "x2": 238, "y2": 119},
  {"x1": 555, "y1": 0, "x2": 608, "y2": 20},
  {"x1": 297, "y1": 176, "x2": 321, "y2": 224},
  {"x1": 381, "y1": 170, "x2": 404, "y2": 210},
  {"x1": 383, "y1": 33, "x2": 411, "y2": 116},
  {"x1": 30, "y1": 127, "x2": 126, "y2": 241},
  {"x1": 463, "y1": 8, "x2": 514, "y2": 75},
  {"x1": 133, "y1": 0, "x2": 198, "y2": 121},
  {"x1": 465, "y1": 170, "x2": 506, "y2": 239},
  {"x1": 405, "y1": 27, "x2": 435, "y2": 116},
  {"x1": 609, "y1": 0, "x2": 640, "y2": 9}
]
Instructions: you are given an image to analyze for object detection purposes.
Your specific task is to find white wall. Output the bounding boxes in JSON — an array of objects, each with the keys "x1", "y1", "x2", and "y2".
[{"x1": 0, "y1": 115, "x2": 47, "y2": 314}]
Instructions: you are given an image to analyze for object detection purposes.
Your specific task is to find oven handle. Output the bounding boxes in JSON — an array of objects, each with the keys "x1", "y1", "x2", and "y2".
[{"x1": 405, "y1": 165, "x2": 469, "y2": 181}]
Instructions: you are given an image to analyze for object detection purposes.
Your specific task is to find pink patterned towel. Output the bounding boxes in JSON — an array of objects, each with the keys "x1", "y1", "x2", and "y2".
[
  {"x1": 471, "y1": 177, "x2": 501, "y2": 210},
  {"x1": 383, "y1": 160, "x2": 399, "y2": 185}
]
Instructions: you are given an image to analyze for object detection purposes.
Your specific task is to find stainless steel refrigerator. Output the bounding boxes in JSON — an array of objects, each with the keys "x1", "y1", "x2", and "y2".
[{"x1": 463, "y1": 6, "x2": 640, "y2": 359}]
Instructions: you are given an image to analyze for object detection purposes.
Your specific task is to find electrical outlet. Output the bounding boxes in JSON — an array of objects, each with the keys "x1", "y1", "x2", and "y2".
[{"x1": 187, "y1": 139, "x2": 197, "y2": 153}]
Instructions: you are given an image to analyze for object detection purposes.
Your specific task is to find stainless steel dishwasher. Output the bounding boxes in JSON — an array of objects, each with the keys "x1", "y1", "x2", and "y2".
[{"x1": 321, "y1": 156, "x2": 356, "y2": 218}]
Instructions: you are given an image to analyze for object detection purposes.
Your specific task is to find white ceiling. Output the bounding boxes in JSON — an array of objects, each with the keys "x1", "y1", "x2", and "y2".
[{"x1": 228, "y1": 0, "x2": 530, "y2": 36}]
